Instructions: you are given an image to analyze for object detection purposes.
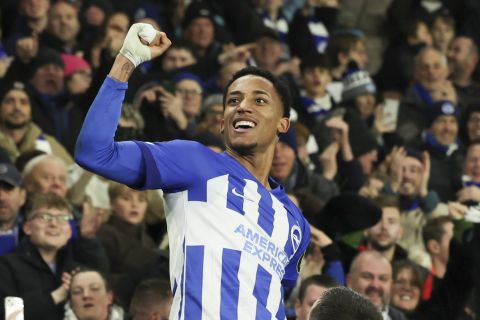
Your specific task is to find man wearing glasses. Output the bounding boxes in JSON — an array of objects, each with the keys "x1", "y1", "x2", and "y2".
[{"x1": 0, "y1": 192, "x2": 108, "y2": 320}]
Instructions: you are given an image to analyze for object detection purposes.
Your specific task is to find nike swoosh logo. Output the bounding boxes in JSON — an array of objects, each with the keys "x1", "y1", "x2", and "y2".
[{"x1": 232, "y1": 187, "x2": 254, "y2": 202}]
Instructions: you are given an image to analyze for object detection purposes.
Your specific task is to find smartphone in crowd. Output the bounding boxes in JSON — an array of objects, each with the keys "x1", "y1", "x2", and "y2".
[{"x1": 4, "y1": 297, "x2": 24, "y2": 320}]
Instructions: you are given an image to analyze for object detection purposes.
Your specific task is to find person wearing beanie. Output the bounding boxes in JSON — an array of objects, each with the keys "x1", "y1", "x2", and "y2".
[
  {"x1": 422, "y1": 100, "x2": 463, "y2": 202},
  {"x1": 196, "y1": 93, "x2": 224, "y2": 140},
  {"x1": 271, "y1": 123, "x2": 339, "y2": 222},
  {"x1": 61, "y1": 54, "x2": 92, "y2": 95}
]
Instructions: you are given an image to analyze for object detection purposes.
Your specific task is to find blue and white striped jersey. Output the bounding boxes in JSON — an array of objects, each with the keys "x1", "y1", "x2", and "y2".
[{"x1": 134, "y1": 140, "x2": 310, "y2": 320}]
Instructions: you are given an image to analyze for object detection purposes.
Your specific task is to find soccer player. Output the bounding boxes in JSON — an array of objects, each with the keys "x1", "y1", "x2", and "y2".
[{"x1": 75, "y1": 23, "x2": 310, "y2": 319}]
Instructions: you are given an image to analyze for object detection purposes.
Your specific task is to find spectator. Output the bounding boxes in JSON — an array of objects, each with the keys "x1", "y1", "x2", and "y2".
[
  {"x1": 447, "y1": 35, "x2": 480, "y2": 108},
  {"x1": 294, "y1": 274, "x2": 339, "y2": 320},
  {"x1": 195, "y1": 93, "x2": 224, "y2": 139},
  {"x1": 423, "y1": 100, "x2": 463, "y2": 202},
  {"x1": 97, "y1": 182, "x2": 157, "y2": 278},
  {"x1": 129, "y1": 278, "x2": 173, "y2": 320},
  {"x1": 64, "y1": 267, "x2": 124, "y2": 320},
  {"x1": 457, "y1": 141, "x2": 480, "y2": 204},
  {"x1": 430, "y1": 10, "x2": 456, "y2": 55},
  {"x1": 459, "y1": 104, "x2": 480, "y2": 146},
  {"x1": 421, "y1": 216, "x2": 454, "y2": 298},
  {"x1": 270, "y1": 124, "x2": 339, "y2": 220},
  {"x1": 0, "y1": 192, "x2": 108, "y2": 320},
  {"x1": 381, "y1": 146, "x2": 446, "y2": 268},
  {"x1": 309, "y1": 287, "x2": 382, "y2": 320},
  {"x1": 159, "y1": 39, "x2": 197, "y2": 74},
  {"x1": 296, "y1": 52, "x2": 334, "y2": 125},
  {"x1": 22, "y1": 154, "x2": 69, "y2": 197},
  {"x1": 390, "y1": 260, "x2": 423, "y2": 314},
  {"x1": 139, "y1": 71, "x2": 204, "y2": 142},
  {"x1": 61, "y1": 54, "x2": 92, "y2": 96},
  {"x1": 256, "y1": 0, "x2": 290, "y2": 55},
  {"x1": 0, "y1": 163, "x2": 26, "y2": 256},
  {"x1": 0, "y1": 81, "x2": 74, "y2": 165},
  {"x1": 346, "y1": 250, "x2": 407, "y2": 319},
  {"x1": 289, "y1": 0, "x2": 339, "y2": 58},
  {"x1": 43, "y1": 1, "x2": 82, "y2": 54},
  {"x1": 363, "y1": 195, "x2": 407, "y2": 264}
]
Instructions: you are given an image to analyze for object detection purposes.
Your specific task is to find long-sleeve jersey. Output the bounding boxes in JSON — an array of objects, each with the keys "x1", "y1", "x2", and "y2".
[{"x1": 75, "y1": 76, "x2": 310, "y2": 320}]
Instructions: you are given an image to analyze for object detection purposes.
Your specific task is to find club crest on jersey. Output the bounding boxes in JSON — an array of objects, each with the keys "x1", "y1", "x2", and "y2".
[{"x1": 290, "y1": 225, "x2": 302, "y2": 253}]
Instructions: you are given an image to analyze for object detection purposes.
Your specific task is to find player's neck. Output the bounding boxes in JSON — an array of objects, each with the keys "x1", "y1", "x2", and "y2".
[{"x1": 227, "y1": 148, "x2": 274, "y2": 189}]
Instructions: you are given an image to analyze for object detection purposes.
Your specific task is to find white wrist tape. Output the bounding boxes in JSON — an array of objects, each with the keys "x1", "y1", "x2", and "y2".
[{"x1": 119, "y1": 23, "x2": 156, "y2": 67}]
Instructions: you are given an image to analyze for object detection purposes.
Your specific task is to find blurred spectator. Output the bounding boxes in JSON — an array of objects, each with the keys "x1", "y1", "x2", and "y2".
[
  {"x1": 64, "y1": 267, "x2": 124, "y2": 320},
  {"x1": 0, "y1": 192, "x2": 108, "y2": 320},
  {"x1": 270, "y1": 124, "x2": 339, "y2": 220},
  {"x1": 396, "y1": 47, "x2": 459, "y2": 147},
  {"x1": 289, "y1": 0, "x2": 339, "y2": 58},
  {"x1": 22, "y1": 154, "x2": 69, "y2": 197},
  {"x1": 0, "y1": 163, "x2": 26, "y2": 256},
  {"x1": 459, "y1": 104, "x2": 480, "y2": 146},
  {"x1": 458, "y1": 142, "x2": 480, "y2": 204},
  {"x1": 431, "y1": 10, "x2": 455, "y2": 55},
  {"x1": 346, "y1": 250, "x2": 407, "y2": 319},
  {"x1": 61, "y1": 54, "x2": 92, "y2": 96},
  {"x1": 297, "y1": 52, "x2": 334, "y2": 126},
  {"x1": 97, "y1": 182, "x2": 158, "y2": 278},
  {"x1": 204, "y1": 60, "x2": 247, "y2": 95},
  {"x1": 196, "y1": 93, "x2": 224, "y2": 139},
  {"x1": 115, "y1": 102, "x2": 144, "y2": 142},
  {"x1": 423, "y1": 100, "x2": 463, "y2": 202},
  {"x1": 422, "y1": 216, "x2": 454, "y2": 294},
  {"x1": 43, "y1": 1, "x2": 82, "y2": 54},
  {"x1": 294, "y1": 274, "x2": 339, "y2": 320},
  {"x1": 447, "y1": 35, "x2": 480, "y2": 108},
  {"x1": 380, "y1": 147, "x2": 446, "y2": 269},
  {"x1": 159, "y1": 38, "x2": 197, "y2": 74},
  {"x1": 139, "y1": 72, "x2": 203, "y2": 142},
  {"x1": 309, "y1": 287, "x2": 382, "y2": 320},
  {"x1": 390, "y1": 260, "x2": 423, "y2": 314},
  {"x1": 363, "y1": 195, "x2": 407, "y2": 264},
  {"x1": 255, "y1": 0, "x2": 290, "y2": 58},
  {"x1": 374, "y1": 19, "x2": 432, "y2": 96},
  {"x1": 4, "y1": 0, "x2": 50, "y2": 55},
  {"x1": 0, "y1": 81, "x2": 74, "y2": 165},
  {"x1": 129, "y1": 278, "x2": 173, "y2": 320}
]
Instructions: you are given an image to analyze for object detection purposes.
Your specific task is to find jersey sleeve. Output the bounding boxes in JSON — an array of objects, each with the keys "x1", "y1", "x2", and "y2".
[
  {"x1": 282, "y1": 216, "x2": 310, "y2": 290},
  {"x1": 133, "y1": 140, "x2": 216, "y2": 191}
]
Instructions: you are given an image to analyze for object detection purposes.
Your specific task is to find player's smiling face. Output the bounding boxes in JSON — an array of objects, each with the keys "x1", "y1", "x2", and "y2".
[{"x1": 221, "y1": 75, "x2": 289, "y2": 155}]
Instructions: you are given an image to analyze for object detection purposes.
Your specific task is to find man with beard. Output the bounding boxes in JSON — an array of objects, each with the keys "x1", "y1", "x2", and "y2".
[
  {"x1": 0, "y1": 82, "x2": 73, "y2": 165},
  {"x1": 364, "y1": 195, "x2": 406, "y2": 264},
  {"x1": 347, "y1": 250, "x2": 407, "y2": 320},
  {"x1": 383, "y1": 146, "x2": 448, "y2": 269},
  {"x1": 447, "y1": 35, "x2": 480, "y2": 108},
  {"x1": 75, "y1": 24, "x2": 310, "y2": 319}
]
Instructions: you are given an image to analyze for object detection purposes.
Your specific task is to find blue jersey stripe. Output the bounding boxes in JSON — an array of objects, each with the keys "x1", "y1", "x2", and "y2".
[
  {"x1": 253, "y1": 265, "x2": 272, "y2": 319},
  {"x1": 227, "y1": 175, "x2": 246, "y2": 215},
  {"x1": 185, "y1": 245, "x2": 204, "y2": 320},
  {"x1": 256, "y1": 188, "x2": 275, "y2": 236},
  {"x1": 220, "y1": 249, "x2": 241, "y2": 320},
  {"x1": 275, "y1": 287, "x2": 285, "y2": 319}
]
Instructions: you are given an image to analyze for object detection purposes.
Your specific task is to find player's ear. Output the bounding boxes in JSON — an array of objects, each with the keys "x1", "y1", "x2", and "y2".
[
  {"x1": 277, "y1": 117, "x2": 290, "y2": 134},
  {"x1": 220, "y1": 118, "x2": 225, "y2": 133}
]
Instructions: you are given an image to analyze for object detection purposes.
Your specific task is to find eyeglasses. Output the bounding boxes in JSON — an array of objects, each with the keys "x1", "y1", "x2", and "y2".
[
  {"x1": 30, "y1": 212, "x2": 73, "y2": 224},
  {"x1": 176, "y1": 88, "x2": 202, "y2": 96}
]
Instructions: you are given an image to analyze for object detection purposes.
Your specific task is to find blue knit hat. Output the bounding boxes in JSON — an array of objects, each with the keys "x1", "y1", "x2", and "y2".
[
  {"x1": 278, "y1": 124, "x2": 298, "y2": 153},
  {"x1": 426, "y1": 100, "x2": 459, "y2": 127}
]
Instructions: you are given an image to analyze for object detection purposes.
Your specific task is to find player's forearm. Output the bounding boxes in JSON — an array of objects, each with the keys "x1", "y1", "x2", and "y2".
[
  {"x1": 108, "y1": 54, "x2": 135, "y2": 82},
  {"x1": 74, "y1": 77, "x2": 145, "y2": 186}
]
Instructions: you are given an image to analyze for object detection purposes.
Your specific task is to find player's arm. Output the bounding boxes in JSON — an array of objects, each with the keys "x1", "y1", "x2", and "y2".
[{"x1": 74, "y1": 24, "x2": 171, "y2": 186}]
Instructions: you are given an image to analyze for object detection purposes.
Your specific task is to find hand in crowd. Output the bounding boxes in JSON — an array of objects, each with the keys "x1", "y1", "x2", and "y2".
[
  {"x1": 273, "y1": 56, "x2": 301, "y2": 79},
  {"x1": 300, "y1": 225, "x2": 333, "y2": 279},
  {"x1": 79, "y1": 200, "x2": 102, "y2": 239},
  {"x1": 388, "y1": 146, "x2": 407, "y2": 193},
  {"x1": 325, "y1": 116, "x2": 353, "y2": 161},
  {"x1": 447, "y1": 201, "x2": 468, "y2": 220},
  {"x1": 374, "y1": 102, "x2": 397, "y2": 133},
  {"x1": 359, "y1": 176, "x2": 385, "y2": 198},
  {"x1": 156, "y1": 87, "x2": 188, "y2": 130},
  {"x1": 51, "y1": 272, "x2": 73, "y2": 305},
  {"x1": 457, "y1": 186, "x2": 480, "y2": 203},
  {"x1": 16, "y1": 32, "x2": 39, "y2": 63},
  {"x1": 218, "y1": 42, "x2": 255, "y2": 66},
  {"x1": 429, "y1": 80, "x2": 458, "y2": 104},
  {"x1": 318, "y1": 142, "x2": 339, "y2": 180},
  {"x1": 419, "y1": 151, "x2": 430, "y2": 197}
]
